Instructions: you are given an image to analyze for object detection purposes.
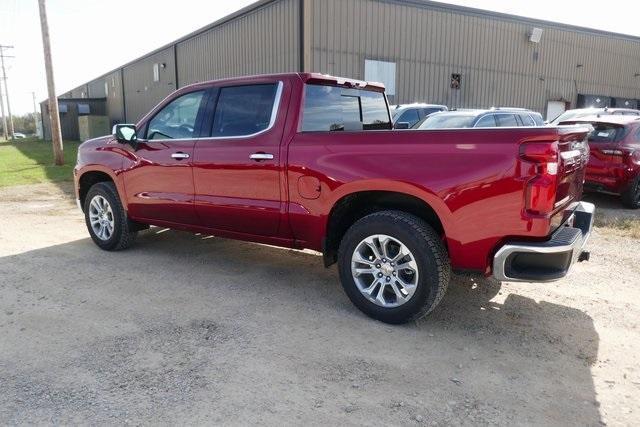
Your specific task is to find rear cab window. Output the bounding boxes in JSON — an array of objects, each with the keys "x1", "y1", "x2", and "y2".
[{"x1": 301, "y1": 84, "x2": 391, "y2": 132}]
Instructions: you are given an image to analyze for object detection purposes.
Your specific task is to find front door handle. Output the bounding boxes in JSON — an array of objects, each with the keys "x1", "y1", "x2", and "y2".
[
  {"x1": 171, "y1": 152, "x2": 190, "y2": 160},
  {"x1": 249, "y1": 153, "x2": 274, "y2": 161}
]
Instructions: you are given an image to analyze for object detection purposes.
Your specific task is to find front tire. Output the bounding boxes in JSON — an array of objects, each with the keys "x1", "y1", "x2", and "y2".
[
  {"x1": 338, "y1": 211, "x2": 451, "y2": 324},
  {"x1": 84, "y1": 182, "x2": 137, "y2": 250},
  {"x1": 621, "y1": 175, "x2": 640, "y2": 209}
]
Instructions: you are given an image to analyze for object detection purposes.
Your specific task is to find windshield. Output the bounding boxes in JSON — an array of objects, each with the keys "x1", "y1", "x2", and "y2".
[{"x1": 415, "y1": 113, "x2": 476, "y2": 129}]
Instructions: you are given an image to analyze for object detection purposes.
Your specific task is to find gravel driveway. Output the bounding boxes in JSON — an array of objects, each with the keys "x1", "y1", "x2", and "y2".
[{"x1": 1, "y1": 182, "x2": 638, "y2": 425}]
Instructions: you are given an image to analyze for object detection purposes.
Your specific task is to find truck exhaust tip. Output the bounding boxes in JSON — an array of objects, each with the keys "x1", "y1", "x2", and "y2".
[{"x1": 578, "y1": 251, "x2": 590, "y2": 262}]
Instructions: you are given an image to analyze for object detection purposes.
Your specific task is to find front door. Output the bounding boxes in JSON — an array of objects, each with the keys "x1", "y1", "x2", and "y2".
[
  {"x1": 123, "y1": 90, "x2": 207, "y2": 225},
  {"x1": 192, "y1": 82, "x2": 286, "y2": 236}
]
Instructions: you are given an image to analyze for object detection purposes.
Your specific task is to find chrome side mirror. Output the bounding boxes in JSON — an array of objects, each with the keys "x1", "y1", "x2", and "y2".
[{"x1": 113, "y1": 124, "x2": 138, "y2": 146}]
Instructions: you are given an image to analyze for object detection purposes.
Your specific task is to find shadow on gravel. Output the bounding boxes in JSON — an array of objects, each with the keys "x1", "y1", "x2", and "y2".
[{"x1": 0, "y1": 230, "x2": 601, "y2": 425}]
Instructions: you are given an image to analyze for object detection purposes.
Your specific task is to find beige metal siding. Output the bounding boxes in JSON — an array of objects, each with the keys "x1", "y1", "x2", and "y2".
[
  {"x1": 307, "y1": 0, "x2": 640, "y2": 113},
  {"x1": 70, "y1": 84, "x2": 89, "y2": 99},
  {"x1": 104, "y1": 71, "x2": 125, "y2": 125},
  {"x1": 87, "y1": 78, "x2": 106, "y2": 98},
  {"x1": 176, "y1": 0, "x2": 300, "y2": 86},
  {"x1": 122, "y1": 48, "x2": 177, "y2": 122}
]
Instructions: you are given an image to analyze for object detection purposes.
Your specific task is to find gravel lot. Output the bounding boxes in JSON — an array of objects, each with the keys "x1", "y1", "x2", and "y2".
[{"x1": 1, "y1": 182, "x2": 639, "y2": 426}]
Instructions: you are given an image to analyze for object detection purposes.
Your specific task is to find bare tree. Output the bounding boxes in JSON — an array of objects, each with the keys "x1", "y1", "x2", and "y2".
[{"x1": 38, "y1": 0, "x2": 63, "y2": 165}]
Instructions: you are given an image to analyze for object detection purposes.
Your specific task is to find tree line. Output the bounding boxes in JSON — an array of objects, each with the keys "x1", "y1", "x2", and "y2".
[{"x1": 0, "y1": 112, "x2": 40, "y2": 136}]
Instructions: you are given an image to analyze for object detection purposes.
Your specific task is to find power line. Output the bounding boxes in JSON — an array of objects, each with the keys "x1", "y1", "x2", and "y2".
[{"x1": 0, "y1": 44, "x2": 15, "y2": 139}]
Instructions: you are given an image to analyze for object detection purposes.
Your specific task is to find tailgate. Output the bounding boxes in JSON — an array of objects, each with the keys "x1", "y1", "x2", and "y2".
[{"x1": 554, "y1": 128, "x2": 590, "y2": 210}]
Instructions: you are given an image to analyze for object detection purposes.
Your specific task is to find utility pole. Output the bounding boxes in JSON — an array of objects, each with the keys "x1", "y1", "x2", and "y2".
[
  {"x1": 32, "y1": 92, "x2": 39, "y2": 136},
  {"x1": 38, "y1": 0, "x2": 64, "y2": 165},
  {"x1": 0, "y1": 75, "x2": 7, "y2": 140},
  {"x1": 0, "y1": 45, "x2": 15, "y2": 139}
]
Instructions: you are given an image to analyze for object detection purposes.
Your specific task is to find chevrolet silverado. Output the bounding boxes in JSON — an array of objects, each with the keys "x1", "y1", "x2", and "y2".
[{"x1": 74, "y1": 73, "x2": 594, "y2": 324}]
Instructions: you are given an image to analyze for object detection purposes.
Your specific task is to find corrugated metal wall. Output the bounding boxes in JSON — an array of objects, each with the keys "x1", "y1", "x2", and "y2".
[
  {"x1": 307, "y1": 0, "x2": 640, "y2": 113},
  {"x1": 44, "y1": 0, "x2": 640, "y2": 136},
  {"x1": 104, "y1": 70, "x2": 125, "y2": 125},
  {"x1": 69, "y1": 84, "x2": 89, "y2": 99},
  {"x1": 176, "y1": 0, "x2": 299, "y2": 86},
  {"x1": 88, "y1": 78, "x2": 106, "y2": 98},
  {"x1": 122, "y1": 47, "x2": 177, "y2": 123}
]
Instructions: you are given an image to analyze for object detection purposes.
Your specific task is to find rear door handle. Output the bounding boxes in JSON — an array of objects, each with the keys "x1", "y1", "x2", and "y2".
[
  {"x1": 171, "y1": 152, "x2": 190, "y2": 160},
  {"x1": 249, "y1": 153, "x2": 274, "y2": 161}
]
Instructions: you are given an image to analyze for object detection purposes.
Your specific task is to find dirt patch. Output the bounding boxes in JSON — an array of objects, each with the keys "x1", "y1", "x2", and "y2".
[{"x1": 1, "y1": 183, "x2": 639, "y2": 425}]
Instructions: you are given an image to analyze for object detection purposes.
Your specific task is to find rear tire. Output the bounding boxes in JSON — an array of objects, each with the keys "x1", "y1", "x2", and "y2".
[
  {"x1": 621, "y1": 175, "x2": 640, "y2": 209},
  {"x1": 84, "y1": 182, "x2": 137, "y2": 250},
  {"x1": 337, "y1": 211, "x2": 451, "y2": 324}
]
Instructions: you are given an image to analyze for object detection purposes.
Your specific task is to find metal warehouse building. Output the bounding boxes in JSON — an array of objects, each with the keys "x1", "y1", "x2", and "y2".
[{"x1": 42, "y1": 0, "x2": 640, "y2": 140}]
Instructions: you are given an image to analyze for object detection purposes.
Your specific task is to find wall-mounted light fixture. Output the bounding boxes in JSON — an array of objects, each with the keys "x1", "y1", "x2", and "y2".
[{"x1": 529, "y1": 28, "x2": 543, "y2": 43}]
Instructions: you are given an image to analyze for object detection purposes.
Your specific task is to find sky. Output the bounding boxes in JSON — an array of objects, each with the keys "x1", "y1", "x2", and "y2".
[{"x1": 1, "y1": 0, "x2": 639, "y2": 115}]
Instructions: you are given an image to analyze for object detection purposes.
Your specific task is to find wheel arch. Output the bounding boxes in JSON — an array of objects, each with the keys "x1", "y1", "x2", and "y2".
[
  {"x1": 77, "y1": 169, "x2": 118, "y2": 211},
  {"x1": 322, "y1": 188, "x2": 449, "y2": 267}
]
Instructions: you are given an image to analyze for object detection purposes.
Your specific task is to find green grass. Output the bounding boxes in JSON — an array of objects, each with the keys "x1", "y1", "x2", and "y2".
[
  {"x1": 594, "y1": 215, "x2": 640, "y2": 239},
  {"x1": 0, "y1": 138, "x2": 79, "y2": 187}
]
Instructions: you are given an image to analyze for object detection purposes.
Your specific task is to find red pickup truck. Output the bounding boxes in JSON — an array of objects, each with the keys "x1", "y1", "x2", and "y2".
[{"x1": 74, "y1": 73, "x2": 594, "y2": 324}]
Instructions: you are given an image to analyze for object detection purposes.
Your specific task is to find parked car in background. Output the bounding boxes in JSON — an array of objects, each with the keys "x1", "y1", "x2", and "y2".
[
  {"x1": 391, "y1": 103, "x2": 448, "y2": 129},
  {"x1": 560, "y1": 115, "x2": 640, "y2": 208},
  {"x1": 550, "y1": 107, "x2": 640, "y2": 126},
  {"x1": 74, "y1": 73, "x2": 593, "y2": 324},
  {"x1": 413, "y1": 108, "x2": 544, "y2": 129},
  {"x1": 12, "y1": 132, "x2": 26, "y2": 139}
]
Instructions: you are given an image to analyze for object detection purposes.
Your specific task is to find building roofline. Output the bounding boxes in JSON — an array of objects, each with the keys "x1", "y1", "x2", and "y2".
[
  {"x1": 394, "y1": 0, "x2": 640, "y2": 43},
  {"x1": 57, "y1": 0, "x2": 280, "y2": 97},
  {"x1": 56, "y1": 0, "x2": 640, "y2": 100}
]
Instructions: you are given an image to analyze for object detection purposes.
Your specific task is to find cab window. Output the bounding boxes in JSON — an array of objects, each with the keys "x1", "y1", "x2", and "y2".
[
  {"x1": 211, "y1": 84, "x2": 278, "y2": 137},
  {"x1": 146, "y1": 91, "x2": 205, "y2": 140}
]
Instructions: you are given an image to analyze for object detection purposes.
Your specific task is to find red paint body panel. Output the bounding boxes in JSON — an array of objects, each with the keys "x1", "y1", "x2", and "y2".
[
  {"x1": 585, "y1": 123, "x2": 640, "y2": 194},
  {"x1": 75, "y1": 72, "x2": 590, "y2": 275}
]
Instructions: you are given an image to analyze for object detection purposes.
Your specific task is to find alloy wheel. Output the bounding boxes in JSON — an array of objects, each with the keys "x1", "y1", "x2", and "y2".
[
  {"x1": 351, "y1": 234, "x2": 419, "y2": 308},
  {"x1": 88, "y1": 195, "x2": 115, "y2": 241}
]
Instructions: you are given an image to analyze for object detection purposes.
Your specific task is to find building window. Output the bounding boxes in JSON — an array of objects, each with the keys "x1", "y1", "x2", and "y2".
[
  {"x1": 364, "y1": 59, "x2": 396, "y2": 97},
  {"x1": 78, "y1": 104, "x2": 90, "y2": 115},
  {"x1": 153, "y1": 63, "x2": 160, "y2": 82},
  {"x1": 104, "y1": 82, "x2": 109, "y2": 97}
]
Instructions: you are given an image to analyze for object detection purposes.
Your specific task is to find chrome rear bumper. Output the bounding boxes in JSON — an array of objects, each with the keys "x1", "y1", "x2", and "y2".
[{"x1": 492, "y1": 202, "x2": 595, "y2": 282}]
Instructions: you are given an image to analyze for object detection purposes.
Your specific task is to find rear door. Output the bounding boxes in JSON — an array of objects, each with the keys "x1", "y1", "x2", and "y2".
[
  {"x1": 192, "y1": 81, "x2": 287, "y2": 236},
  {"x1": 123, "y1": 90, "x2": 208, "y2": 225}
]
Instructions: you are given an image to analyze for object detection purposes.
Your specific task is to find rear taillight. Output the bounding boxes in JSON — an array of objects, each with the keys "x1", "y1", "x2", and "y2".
[{"x1": 520, "y1": 141, "x2": 559, "y2": 215}]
